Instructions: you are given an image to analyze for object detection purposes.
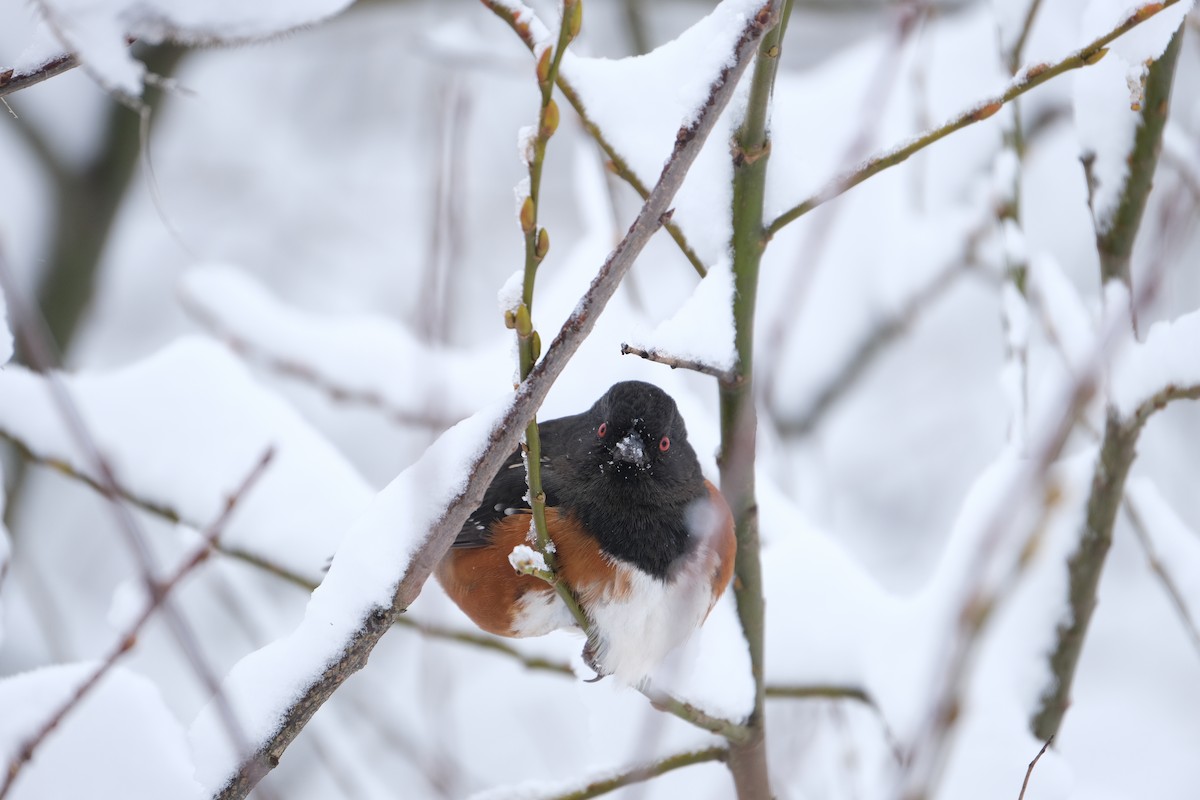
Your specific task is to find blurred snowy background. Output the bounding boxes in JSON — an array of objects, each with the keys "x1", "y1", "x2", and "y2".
[{"x1": 2, "y1": 0, "x2": 1200, "y2": 798}]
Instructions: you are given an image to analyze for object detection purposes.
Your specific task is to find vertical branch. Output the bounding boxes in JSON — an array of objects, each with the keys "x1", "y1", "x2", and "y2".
[
  {"x1": 721, "y1": 1, "x2": 789, "y2": 797},
  {"x1": 24, "y1": 43, "x2": 187, "y2": 364},
  {"x1": 995, "y1": 0, "x2": 1044, "y2": 447},
  {"x1": 4, "y1": 43, "x2": 186, "y2": 530},
  {"x1": 1030, "y1": 22, "x2": 1186, "y2": 742},
  {"x1": 506, "y1": 0, "x2": 592, "y2": 633},
  {"x1": 1094, "y1": 25, "x2": 1185, "y2": 304},
  {"x1": 1030, "y1": 412, "x2": 1138, "y2": 739}
]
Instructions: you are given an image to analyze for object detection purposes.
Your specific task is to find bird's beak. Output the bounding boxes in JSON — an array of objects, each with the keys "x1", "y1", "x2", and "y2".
[{"x1": 612, "y1": 431, "x2": 649, "y2": 468}]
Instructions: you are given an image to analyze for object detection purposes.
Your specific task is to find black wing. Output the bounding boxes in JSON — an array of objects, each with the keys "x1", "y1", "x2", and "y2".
[{"x1": 450, "y1": 412, "x2": 589, "y2": 548}]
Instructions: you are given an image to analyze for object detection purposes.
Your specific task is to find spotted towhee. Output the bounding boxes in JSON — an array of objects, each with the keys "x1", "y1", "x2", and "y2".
[{"x1": 436, "y1": 380, "x2": 736, "y2": 684}]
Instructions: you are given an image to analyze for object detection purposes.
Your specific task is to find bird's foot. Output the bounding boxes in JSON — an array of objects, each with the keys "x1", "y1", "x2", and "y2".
[{"x1": 582, "y1": 637, "x2": 608, "y2": 683}]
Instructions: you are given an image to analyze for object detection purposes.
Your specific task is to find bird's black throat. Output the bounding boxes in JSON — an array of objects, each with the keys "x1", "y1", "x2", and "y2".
[{"x1": 564, "y1": 488, "x2": 703, "y2": 579}]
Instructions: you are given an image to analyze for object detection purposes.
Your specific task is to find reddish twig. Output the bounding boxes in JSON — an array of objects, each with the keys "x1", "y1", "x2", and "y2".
[
  {"x1": 0, "y1": 448, "x2": 275, "y2": 799},
  {"x1": 619, "y1": 343, "x2": 739, "y2": 384},
  {"x1": 0, "y1": 253, "x2": 266, "y2": 799},
  {"x1": 1017, "y1": 736, "x2": 1054, "y2": 800}
]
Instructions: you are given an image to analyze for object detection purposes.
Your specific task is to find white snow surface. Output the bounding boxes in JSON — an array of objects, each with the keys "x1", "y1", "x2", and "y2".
[
  {"x1": 1124, "y1": 479, "x2": 1200, "y2": 629},
  {"x1": 0, "y1": 336, "x2": 372, "y2": 581},
  {"x1": 0, "y1": 663, "x2": 203, "y2": 799},
  {"x1": 22, "y1": 0, "x2": 356, "y2": 95},
  {"x1": 624, "y1": 257, "x2": 737, "y2": 372},
  {"x1": 1109, "y1": 300, "x2": 1200, "y2": 418}
]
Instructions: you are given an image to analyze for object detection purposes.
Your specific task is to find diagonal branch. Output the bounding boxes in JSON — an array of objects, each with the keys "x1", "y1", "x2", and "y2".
[
  {"x1": 212, "y1": 9, "x2": 776, "y2": 797},
  {"x1": 534, "y1": 746, "x2": 729, "y2": 800},
  {"x1": 765, "y1": 0, "x2": 1186, "y2": 240},
  {"x1": 619, "y1": 343, "x2": 740, "y2": 384},
  {"x1": 1122, "y1": 494, "x2": 1200, "y2": 663},
  {"x1": 1017, "y1": 736, "x2": 1054, "y2": 800},
  {"x1": 1090, "y1": 24, "x2": 1184, "y2": 299},
  {"x1": 0, "y1": 54, "x2": 79, "y2": 98}
]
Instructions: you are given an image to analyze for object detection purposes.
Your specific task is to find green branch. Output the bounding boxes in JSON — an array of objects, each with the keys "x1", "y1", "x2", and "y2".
[
  {"x1": 1091, "y1": 24, "x2": 1184, "y2": 296},
  {"x1": 505, "y1": 0, "x2": 593, "y2": 639},
  {"x1": 765, "y1": 0, "x2": 1185, "y2": 240},
  {"x1": 721, "y1": 1, "x2": 790, "y2": 797},
  {"x1": 641, "y1": 689, "x2": 752, "y2": 744},
  {"x1": 1031, "y1": 410, "x2": 1139, "y2": 740},
  {"x1": 545, "y1": 746, "x2": 728, "y2": 800},
  {"x1": 1030, "y1": 23, "x2": 1188, "y2": 742}
]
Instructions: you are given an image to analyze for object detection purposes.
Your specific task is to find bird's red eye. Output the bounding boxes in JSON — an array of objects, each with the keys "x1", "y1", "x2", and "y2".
[
  {"x1": 659, "y1": 436, "x2": 670, "y2": 452},
  {"x1": 598, "y1": 422, "x2": 607, "y2": 438}
]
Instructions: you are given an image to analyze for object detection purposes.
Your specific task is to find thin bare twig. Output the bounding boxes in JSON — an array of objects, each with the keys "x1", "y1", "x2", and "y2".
[
  {"x1": 0, "y1": 448, "x2": 274, "y2": 800},
  {"x1": 619, "y1": 343, "x2": 740, "y2": 384},
  {"x1": 1017, "y1": 736, "x2": 1054, "y2": 800},
  {"x1": 212, "y1": 10, "x2": 775, "y2": 796},
  {"x1": 1161, "y1": 145, "x2": 1200, "y2": 205},
  {"x1": 640, "y1": 688, "x2": 751, "y2": 744},
  {"x1": 1122, "y1": 495, "x2": 1200, "y2": 663},
  {"x1": 1007, "y1": 0, "x2": 1045, "y2": 75},
  {"x1": 539, "y1": 745, "x2": 729, "y2": 800},
  {"x1": 774, "y1": 251, "x2": 975, "y2": 437}
]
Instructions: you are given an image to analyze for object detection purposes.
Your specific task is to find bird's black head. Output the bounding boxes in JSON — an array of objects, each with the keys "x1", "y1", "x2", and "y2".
[
  {"x1": 556, "y1": 381, "x2": 707, "y2": 576},
  {"x1": 588, "y1": 381, "x2": 700, "y2": 487}
]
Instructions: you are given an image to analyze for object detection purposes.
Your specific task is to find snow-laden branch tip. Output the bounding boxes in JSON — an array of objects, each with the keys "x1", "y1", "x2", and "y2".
[
  {"x1": 1110, "y1": 299, "x2": 1200, "y2": 424},
  {"x1": 622, "y1": 258, "x2": 738, "y2": 383},
  {"x1": 16, "y1": 0, "x2": 357, "y2": 97},
  {"x1": 201, "y1": 4, "x2": 777, "y2": 796}
]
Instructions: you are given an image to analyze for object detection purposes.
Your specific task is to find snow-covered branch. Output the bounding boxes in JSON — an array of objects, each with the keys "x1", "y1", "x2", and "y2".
[{"x1": 0, "y1": 52, "x2": 79, "y2": 98}]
